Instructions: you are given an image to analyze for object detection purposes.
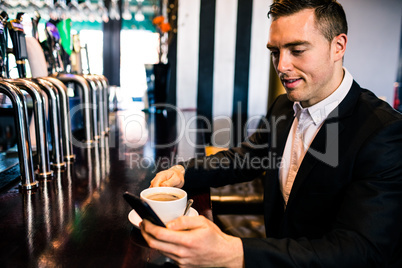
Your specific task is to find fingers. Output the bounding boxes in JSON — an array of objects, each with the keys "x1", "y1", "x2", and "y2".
[
  {"x1": 149, "y1": 172, "x2": 169, "y2": 187},
  {"x1": 166, "y1": 216, "x2": 208, "y2": 231},
  {"x1": 140, "y1": 220, "x2": 185, "y2": 255},
  {"x1": 141, "y1": 217, "x2": 203, "y2": 250},
  {"x1": 150, "y1": 169, "x2": 184, "y2": 188},
  {"x1": 141, "y1": 218, "x2": 243, "y2": 267},
  {"x1": 140, "y1": 219, "x2": 203, "y2": 266},
  {"x1": 150, "y1": 171, "x2": 176, "y2": 187},
  {"x1": 141, "y1": 219, "x2": 174, "y2": 242}
]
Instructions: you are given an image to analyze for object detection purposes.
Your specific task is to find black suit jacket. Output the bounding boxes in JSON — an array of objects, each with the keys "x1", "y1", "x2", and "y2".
[{"x1": 183, "y1": 81, "x2": 402, "y2": 267}]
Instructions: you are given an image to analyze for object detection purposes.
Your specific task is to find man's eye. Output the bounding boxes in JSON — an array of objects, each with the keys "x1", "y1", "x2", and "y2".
[
  {"x1": 292, "y1": 50, "x2": 304, "y2": 55},
  {"x1": 270, "y1": 51, "x2": 279, "y2": 57}
]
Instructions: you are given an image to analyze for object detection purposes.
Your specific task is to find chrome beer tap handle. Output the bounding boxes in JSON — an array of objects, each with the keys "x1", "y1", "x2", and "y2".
[
  {"x1": 54, "y1": 73, "x2": 94, "y2": 147},
  {"x1": 0, "y1": 80, "x2": 38, "y2": 190},
  {"x1": 39, "y1": 77, "x2": 75, "y2": 162},
  {"x1": 6, "y1": 78, "x2": 54, "y2": 179}
]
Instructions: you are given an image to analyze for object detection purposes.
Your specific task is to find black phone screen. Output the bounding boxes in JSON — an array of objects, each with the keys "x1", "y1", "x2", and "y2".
[{"x1": 123, "y1": 192, "x2": 166, "y2": 228}]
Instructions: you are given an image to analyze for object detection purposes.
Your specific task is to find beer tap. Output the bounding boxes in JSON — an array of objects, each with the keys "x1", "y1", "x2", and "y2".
[
  {"x1": 7, "y1": 12, "x2": 28, "y2": 78},
  {"x1": 31, "y1": 10, "x2": 40, "y2": 41},
  {"x1": 0, "y1": 11, "x2": 9, "y2": 78},
  {"x1": 1, "y1": 12, "x2": 55, "y2": 177},
  {"x1": 45, "y1": 20, "x2": 64, "y2": 73},
  {"x1": 0, "y1": 81, "x2": 39, "y2": 190}
]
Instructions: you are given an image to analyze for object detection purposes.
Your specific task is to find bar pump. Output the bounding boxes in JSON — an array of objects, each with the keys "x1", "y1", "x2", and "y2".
[
  {"x1": 31, "y1": 11, "x2": 41, "y2": 41},
  {"x1": 7, "y1": 12, "x2": 28, "y2": 78},
  {"x1": 0, "y1": 11, "x2": 9, "y2": 78}
]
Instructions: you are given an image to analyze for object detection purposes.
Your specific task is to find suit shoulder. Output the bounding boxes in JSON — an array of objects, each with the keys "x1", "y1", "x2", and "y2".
[{"x1": 357, "y1": 88, "x2": 402, "y2": 125}]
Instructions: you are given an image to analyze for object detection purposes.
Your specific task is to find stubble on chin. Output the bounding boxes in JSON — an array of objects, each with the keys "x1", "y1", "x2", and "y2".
[{"x1": 285, "y1": 89, "x2": 299, "y2": 103}]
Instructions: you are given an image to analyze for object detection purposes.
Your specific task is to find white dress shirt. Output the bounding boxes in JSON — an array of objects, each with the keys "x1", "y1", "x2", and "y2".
[{"x1": 279, "y1": 68, "x2": 354, "y2": 205}]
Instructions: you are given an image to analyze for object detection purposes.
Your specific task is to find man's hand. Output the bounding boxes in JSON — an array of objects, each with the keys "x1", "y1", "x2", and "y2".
[
  {"x1": 150, "y1": 165, "x2": 185, "y2": 188},
  {"x1": 140, "y1": 216, "x2": 244, "y2": 267}
]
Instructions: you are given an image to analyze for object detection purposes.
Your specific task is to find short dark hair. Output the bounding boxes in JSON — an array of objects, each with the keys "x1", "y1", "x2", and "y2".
[{"x1": 268, "y1": 0, "x2": 348, "y2": 42}]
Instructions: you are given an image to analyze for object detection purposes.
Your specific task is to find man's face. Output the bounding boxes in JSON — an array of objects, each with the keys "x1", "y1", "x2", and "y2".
[{"x1": 267, "y1": 9, "x2": 344, "y2": 107}]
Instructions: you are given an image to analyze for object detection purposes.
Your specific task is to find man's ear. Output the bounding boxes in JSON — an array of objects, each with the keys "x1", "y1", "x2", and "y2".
[{"x1": 333, "y1": 33, "x2": 347, "y2": 61}]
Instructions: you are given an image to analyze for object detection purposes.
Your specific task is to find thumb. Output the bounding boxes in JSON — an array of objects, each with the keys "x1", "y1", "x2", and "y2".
[{"x1": 166, "y1": 215, "x2": 207, "y2": 231}]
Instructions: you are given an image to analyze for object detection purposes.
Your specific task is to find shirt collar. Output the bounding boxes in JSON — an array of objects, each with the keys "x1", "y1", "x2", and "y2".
[{"x1": 292, "y1": 67, "x2": 353, "y2": 125}]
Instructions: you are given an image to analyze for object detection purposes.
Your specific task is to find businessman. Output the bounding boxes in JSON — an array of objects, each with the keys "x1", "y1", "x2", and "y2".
[{"x1": 141, "y1": 0, "x2": 402, "y2": 266}]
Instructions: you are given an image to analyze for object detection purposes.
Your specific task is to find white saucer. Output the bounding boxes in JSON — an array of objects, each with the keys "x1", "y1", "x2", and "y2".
[{"x1": 128, "y1": 207, "x2": 199, "y2": 228}]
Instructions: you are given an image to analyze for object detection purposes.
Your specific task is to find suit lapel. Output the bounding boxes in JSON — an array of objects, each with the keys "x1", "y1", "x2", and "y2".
[
  {"x1": 286, "y1": 81, "x2": 362, "y2": 208},
  {"x1": 271, "y1": 106, "x2": 295, "y2": 158},
  {"x1": 263, "y1": 95, "x2": 294, "y2": 236}
]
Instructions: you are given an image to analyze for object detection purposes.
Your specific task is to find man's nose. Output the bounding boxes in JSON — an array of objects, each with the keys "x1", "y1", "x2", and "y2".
[{"x1": 277, "y1": 52, "x2": 292, "y2": 73}]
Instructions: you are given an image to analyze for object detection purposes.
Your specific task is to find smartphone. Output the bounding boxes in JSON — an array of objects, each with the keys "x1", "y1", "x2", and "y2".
[{"x1": 123, "y1": 191, "x2": 166, "y2": 227}]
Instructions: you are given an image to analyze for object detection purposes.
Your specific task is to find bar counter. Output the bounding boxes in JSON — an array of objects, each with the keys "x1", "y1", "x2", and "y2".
[{"x1": 0, "y1": 106, "x2": 210, "y2": 267}]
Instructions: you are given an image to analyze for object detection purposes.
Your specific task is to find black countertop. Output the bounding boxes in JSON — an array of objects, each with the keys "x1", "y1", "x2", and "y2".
[{"x1": 0, "y1": 106, "x2": 210, "y2": 267}]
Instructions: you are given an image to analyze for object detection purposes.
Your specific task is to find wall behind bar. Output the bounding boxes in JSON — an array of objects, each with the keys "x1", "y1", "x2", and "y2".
[
  {"x1": 176, "y1": 0, "x2": 271, "y2": 146},
  {"x1": 342, "y1": 0, "x2": 402, "y2": 103},
  {"x1": 174, "y1": 0, "x2": 402, "y2": 145}
]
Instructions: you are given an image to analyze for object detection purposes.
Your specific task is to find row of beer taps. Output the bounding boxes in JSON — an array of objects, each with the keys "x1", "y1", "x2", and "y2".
[{"x1": 0, "y1": 10, "x2": 109, "y2": 192}]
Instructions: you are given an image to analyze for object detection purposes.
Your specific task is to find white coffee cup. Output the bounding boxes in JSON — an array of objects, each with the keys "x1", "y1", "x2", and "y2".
[{"x1": 140, "y1": 187, "x2": 187, "y2": 223}]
